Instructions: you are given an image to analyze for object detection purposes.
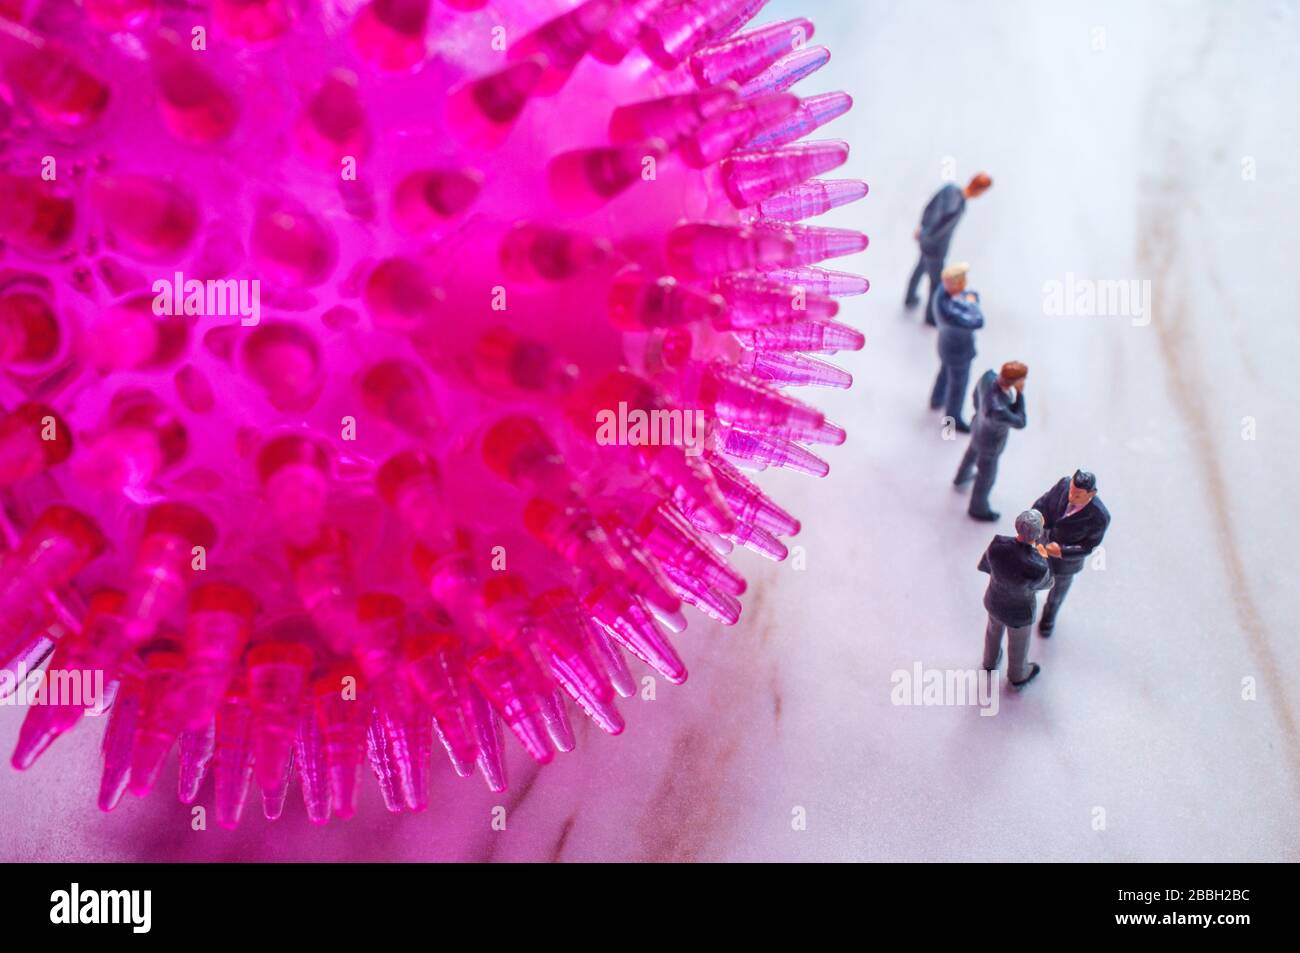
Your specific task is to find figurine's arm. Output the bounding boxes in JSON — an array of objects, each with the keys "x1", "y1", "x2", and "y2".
[
  {"x1": 1057, "y1": 517, "x2": 1108, "y2": 559},
  {"x1": 977, "y1": 550, "x2": 991, "y2": 574},
  {"x1": 1031, "y1": 485, "x2": 1056, "y2": 523},
  {"x1": 944, "y1": 298, "x2": 985, "y2": 330},
  {"x1": 989, "y1": 393, "x2": 1027, "y2": 429}
]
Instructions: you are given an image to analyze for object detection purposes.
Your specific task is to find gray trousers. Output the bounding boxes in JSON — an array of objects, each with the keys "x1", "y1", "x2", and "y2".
[
  {"x1": 1041, "y1": 571, "x2": 1076, "y2": 628},
  {"x1": 983, "y1": 615, "x2": 1032, "y2": 683},
  {"x1": 956, "y1": 445, "x2": 999, "y2": 515}
]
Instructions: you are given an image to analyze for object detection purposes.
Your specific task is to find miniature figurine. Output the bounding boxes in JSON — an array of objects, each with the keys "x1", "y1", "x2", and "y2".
[
  {"x1": 1031, "y1": 470, "x2": 1111, "y2": 637},
  {"x1": 929, "y1": 262, "x2": 983, "y2": 431},
  {"x1": 955, "y1": 361, "x2": 1028, "y2": 521},
  {"x1": 905, "y1": 172, "x2": 993, "y2": 322},
  {"x1": 979, "y1": 509, "x2": 1053, "y2": 688}
]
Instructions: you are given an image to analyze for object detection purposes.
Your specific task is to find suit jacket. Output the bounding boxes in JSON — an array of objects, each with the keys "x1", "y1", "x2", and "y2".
[
  {"x1": 978, "y1": 535, "x2": 1052, "y2": 628},
  {"x1": 933, "y1": 288, "x2": 984, "y2": 363},
  {"x1": 918, "y1": 183, "x2": 966, "y2": 259},
  {"x1": 1032, "y1": 477, "x2": 1111, "y2": 575},
  {"x1": 969, "y1": 369, "x2": 1026, "y2": 457}
]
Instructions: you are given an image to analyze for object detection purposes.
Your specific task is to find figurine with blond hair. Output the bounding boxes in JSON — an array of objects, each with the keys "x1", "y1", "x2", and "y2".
[{"x1": 930, "y1": 262, "x2": 984, "y2": 431}]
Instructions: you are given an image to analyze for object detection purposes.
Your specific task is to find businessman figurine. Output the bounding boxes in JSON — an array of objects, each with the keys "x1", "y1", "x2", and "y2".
[
  {"x1": 979, "y1": 509, "x2": 1053, "y2": 688},
  {"x1": 930, "y1": 262, "x2": 983, "y2": 431},
  {"x1": 1031, "y1": 470, "x2": 1111, "y2": 637},
  {"x1": 956, "y1": 361, "x2": 1028, "y2": 521},
  {"x1": 905, "y1": 172, "x2": 993, "y2": 321}
]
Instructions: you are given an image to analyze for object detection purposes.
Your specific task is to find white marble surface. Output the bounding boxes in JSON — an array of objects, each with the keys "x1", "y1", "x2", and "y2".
[{"x1": 2, "y1": 0, "x2": 1298, "y2": 861}]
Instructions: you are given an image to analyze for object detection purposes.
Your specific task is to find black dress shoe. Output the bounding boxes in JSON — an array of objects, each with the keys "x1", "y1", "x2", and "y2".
[
  {"x1": 1038, "y1": 619, "x2": 1055, "y2": 638},
  {"x1": 968, "y1": 509, "x2": 1000, "y2": 522},
  {"x1": 953, "y1": 472, "x2": 974, "y2": 488},
  {"x1": 1010, "y1": 662, "x2": 1041, "y2": 689},
  {"x1": 954, "y1": 420, "x2": 971, "y2": 433},
  {"x1": 983, "y1": 650, "x2": 1003, "y2": 672},
  {"x1": 905, "y1": 294, "x2": 920, "y2": 309}
]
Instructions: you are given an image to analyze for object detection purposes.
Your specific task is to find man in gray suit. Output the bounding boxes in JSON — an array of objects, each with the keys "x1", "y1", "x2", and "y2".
[
  {"x1": 955, "y1": 361, "x2": 1028, "y2": 521},
  {"x1": 979, "y1": 509, "x2": 1053, "y2": 688}
]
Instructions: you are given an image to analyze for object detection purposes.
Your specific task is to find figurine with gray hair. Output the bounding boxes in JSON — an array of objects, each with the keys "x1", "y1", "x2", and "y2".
[
  {"x1": 978, "y1": 509, "x2": 1054, "y2": 688},
  {"x1": 1031, "y1": 470, "x2": 1111, "y2": 637}
]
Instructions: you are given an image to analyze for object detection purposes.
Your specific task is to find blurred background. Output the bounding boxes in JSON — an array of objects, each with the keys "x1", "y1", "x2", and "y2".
[{"x1": 2, "y1": 0, "x2": 1297, "y2": 861}]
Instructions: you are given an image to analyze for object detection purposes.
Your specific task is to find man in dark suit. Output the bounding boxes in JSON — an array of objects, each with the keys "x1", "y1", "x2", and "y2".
[
  {"x1": 905, "y1": 172, "x2": 992, "y2": 322},
  {"x1": 979, "y1": 509, "x2": 1053, "y2": 687},
  {"x1": 929, "y1": 262, "x2": 983, "y2": 431},
  {"x1": 956, "y1": 361, "x2": 1028, "y2": 521},
  {"x1": 1031, "y1": 470, "x2": 1111, "y2": 636}
]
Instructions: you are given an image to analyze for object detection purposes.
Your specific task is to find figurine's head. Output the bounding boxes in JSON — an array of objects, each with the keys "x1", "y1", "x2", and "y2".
[
  {"x1": 1069, "y1": 470, "x2": 1098, "y2": 507},
  {"x1": 964, "y1": 172, "x2": 993, "y2": 199},
  {"x1": 1015, "y1": 509, "x2": 1045, "y2": 544},
  {"x1": 998, "y1": 361, "x2": 1028, "y2": 389},
  {"x1": 941, "y1": 261, "x2": 969, "y2": 294}
]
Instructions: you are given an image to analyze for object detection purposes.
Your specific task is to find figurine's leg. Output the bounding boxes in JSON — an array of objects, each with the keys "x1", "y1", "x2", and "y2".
[
  {"x1": 954, "y1": 444, "x2": 978, "y2": 486},
  {"x1": 968, "y1": 452, "x2": 998, "y2": 515},
  {"x1": 905, "y1": 257, "x2": 925, "y2": 307},
  {"x1": 930, "y1": 364, "x2": 947, "y2": 409},
  {"x1": 1040, "y1": 571, "x2": 1075, "y2": 634},
  {"x1": 945, "y1": 361, "x2": 971, "y2": 427},
  {"x1": 1005, "y1": 624, "x2": 1032, "y2": 683},
  {"x1": 923, "y1": 258, "x2": 942, "y2": 325},
  {"x1": 982, "y1": 615, "x2": 1004, "y2": 671}
]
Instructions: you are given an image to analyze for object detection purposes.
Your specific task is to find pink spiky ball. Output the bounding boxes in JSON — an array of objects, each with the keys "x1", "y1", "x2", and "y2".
[{"x1": 0, "y1": 0, "x2": 868, "y2": 826}]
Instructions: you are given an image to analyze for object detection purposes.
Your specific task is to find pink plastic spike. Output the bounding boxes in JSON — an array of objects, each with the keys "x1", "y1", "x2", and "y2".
[
  {"x1": 0, "y1": 20, "x2": 110, "y2": 128},
  {"x1": 376, "y1": 450, "x2": 445, "y2": 538},
  {"x1": 639, "y1": 0, "x2": 768, "y2": 69},
  {"x1": 402, "y1": 633, "x2": 478, "y2": 777},
  {"x1": 500, "y1": 223, "x2": 612, "y2": 283},
  {"x1": 172, "y1": 582, "x2": 256, "y2": 729},
  {"x1": 128, "y1": 646, "x2": 186, "y2": 797},
  {"x1": 689, "y1": 18, "x2": 813, "y2": 87},
  {"x1": 533, "y1": 587, "x2": 615, "y2": 707},
  {"x1": 682, "y1": 359, "x2": 825, "y2": 431},
  {"x1": 446, "y1": 57, "x2": 546, "y2": 149},
  {"x1": 592, "y1": 0, "x2": 670, "y2": 63},
  {"x1": 665, "y1": 222, "x2": 795, "y2": 279},
  {"x1": 393, "y1": 168, "x2": 483, "y2": 234},
  {"x1": 469, "y1": 686, "x2": 507, "y2": 792},
  {"x1": 752, "y1": 221, "x2": 869, "y2": 267},
  {"x1": 538, "y1": 690, "x2": 577, "y2": 751},
  {"x1": 585, "y1": 583, "x2": 687, "y2": 684},
  {"x1": 746, "y1": 89, "x2": 853, "y2": 150},
  {"x1": 213, "y1": 0, "x2": 292, "y2": 43},
  {"x1": 609, "y1": 84, "x2": 738, "y2": 145},
  {"x1": 91, "y1": 295, "x2": 188, "y2": 372},
  {"x1": 739, "y1": 350, "x2": 853, "y2": 388},
  {"x1": 288, "y1": 525, "x2": 357, "y2": 655},
  {"x1": 312, "y1": 664, "x2": 369, "y2": 818},
  {"x1": 98, "y1": 673, "x2": 142, "y2": 812},
  {"x1": 378, "y1": 697, "x2": 431, "y2": 812},
  {"x1": 359, "y1": 359, "x2": 441, "y2": 438},
  {"x1": 636, "y1": 499, "x2": 747, "y2": 595},
  {"x1": 469, "y1": 647, "x2": 554, "y2": 764},
  {"x1": 351, "y1": 0, "x2": 431, "y2": 72},
  {"x1": 738, "y1": 45, "x2": 830, "y2": 98},
  {"x1": 352, "y1": 592, "x2": 406, "y2": 686},
  {"x1": 661, "y1": 562, "x2": 742, "y2": 625},
  {"x1": 177, "y1": 723, "x2": 214, "y2": 804},
  {"x1": 74, "y1": 390, "x2": 187, "y2": 493},
  {"x1": 121, "y1": 503, "x2": 215, "y2": 644},
  {"x1": 213, "y1": 685, "x2": 254, "y2": 829},
  {"x1": 714, "y1": 272, "x2": 839, "y2": 328},
  {"x1": 151, "y1": 33, "x2": 239, "y2": 144},
  {"x1": 481, "y1": 416, "x2": 572, "y2": 497},
  {"x1": 717, "y1": 426, "x2": 829, "y2": 476},
  {"x1": 725, "y1": 519, "x2": 788, "y2": 561},
  {"x1": 0, "y1": 175, "x2": 75, "y2": 254},
  {"x1": 720, "y1": 140, "x2": 850, "y2": 208},
  {"x1": 0, "y1": 291, "x2": 61, "y2": 368},
  {"x1": 763, "y1": 265, "x2": 870, "y2": 297},
  {"x1": 83, "y1": 0, "x2": 156, "y2": 31},
  {"x1": 705, "y1": 452, "x2": 800, "y2": 535},
  {"x1": 757, "y1": 178, "x2": 869, "y2": 221},
  {"x1": 366, "y1": 704, "x2": 406, "y2": 812},
  {"x1": 296, "y1": 707, "x2": 332, "y2": 824},
  {"x1": 472, "y1": 327, "x2": 578, "y2": 396},
  {"x1": 246, "y1": 641, "x2": 313, "y2": 795},
  {"x1": 363, "y1": 257, "x2": 444, "y2": 331},
  {"x1": 258, "y1": 435, "x2": 331, "y2": 546},
  {"x1": 295, "y1": 70, "x2": 370, "y2": 167},
  {"x1": 608, "y1": 269, "x2": 726, "y2": 331},
  {"x1": 680, "y1": 92, "x2": 797, "y2": 169},
  {"x1": 734, "y1": 319, "x2": 866, "y2": 354},
  {"x1": 252, "y1": 197, "x2": 337, "y2": 289},
  {"x1": 548, "y1": 140, "x2": 666, "y2": 211},
  {"x1": 241, "y1": 322, "x2": 324, "y2": 412},
  {"x1": 0, "y1": 403, "x2": 72, "y2": 487},
  {"x1": 90, "y1": 175, "x2": 199, "y2": 262},
  {"x1": 589, "y1": 626, "x2": 636, "y2": 698},
  {"x1": 509, "y1": 0, "x2": 619, "y2": 95}
]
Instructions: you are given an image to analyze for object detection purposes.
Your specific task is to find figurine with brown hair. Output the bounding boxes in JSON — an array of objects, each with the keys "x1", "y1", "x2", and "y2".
[
  {"x1": 956, "y1": 361, "x2": 1029, "y2": 521},
  {"x1": 905, "y1": 172, "x2": 993, "y2": 322}
]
